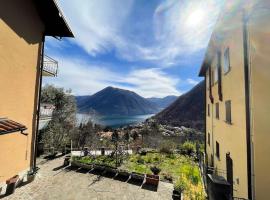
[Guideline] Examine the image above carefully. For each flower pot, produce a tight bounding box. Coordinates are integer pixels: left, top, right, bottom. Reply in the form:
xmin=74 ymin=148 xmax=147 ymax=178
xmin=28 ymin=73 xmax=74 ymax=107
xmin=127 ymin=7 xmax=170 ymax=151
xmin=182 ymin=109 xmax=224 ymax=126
xmin=63 ymin=156 xmax=71 ymax=166
xmin=71 ymin=160 xmax=92 ymax=170
xmin=5 ymin=175 xmax=19 ymax=195
xmin=104 ymin=166 xmax=117 ymax=173
xmin=145 ymin=174 xmax=159 ymax=186
xmin=172 ymin=190 xmax=182 ymax=200
xmin=117 ymin=169 xmax=130 ymax=177
xmin=131 ymin=172 xmax=145 ymax=181
xmin=93 ymin=164 xmax=105 ymax=172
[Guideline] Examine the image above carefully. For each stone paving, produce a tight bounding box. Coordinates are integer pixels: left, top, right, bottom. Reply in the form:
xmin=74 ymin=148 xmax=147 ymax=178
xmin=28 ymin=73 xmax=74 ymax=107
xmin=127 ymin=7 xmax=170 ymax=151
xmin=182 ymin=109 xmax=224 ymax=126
xmin=2 ymin=157 xmax=173 ymax=200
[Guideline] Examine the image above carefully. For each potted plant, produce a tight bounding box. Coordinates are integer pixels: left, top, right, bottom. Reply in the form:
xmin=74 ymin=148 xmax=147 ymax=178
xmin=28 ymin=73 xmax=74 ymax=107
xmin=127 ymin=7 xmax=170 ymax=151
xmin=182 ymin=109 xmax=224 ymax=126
xmin=63 ymin=155 xmax=71 ymax=166
xmin=117 ymin=169 xmax=130 ymax=178
xmin=103 ymin=165 xmax=117 ymax=177
xmin=5 ymin=175 xmax=19 ymax=195
xmin=150 ymin=166 xmax=161 ymax=175
xmin=131 ymin=172 xmax=145 ymax=181
xmin=173 ymin=178 xmax=186 ymax=200
xmin=145 ymin=166 xmax=160 ymax=186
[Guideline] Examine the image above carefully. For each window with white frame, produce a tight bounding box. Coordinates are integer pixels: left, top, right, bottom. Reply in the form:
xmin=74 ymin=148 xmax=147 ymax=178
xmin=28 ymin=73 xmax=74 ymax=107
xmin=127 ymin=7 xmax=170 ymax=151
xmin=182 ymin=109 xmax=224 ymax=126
xmin=224 ymin=48 xmax=230 ymax=74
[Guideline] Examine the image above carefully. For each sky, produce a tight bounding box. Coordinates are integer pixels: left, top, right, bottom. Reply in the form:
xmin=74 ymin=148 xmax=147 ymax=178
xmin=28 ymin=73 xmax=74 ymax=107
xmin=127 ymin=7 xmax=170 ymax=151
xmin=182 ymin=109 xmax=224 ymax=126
xmin=44 ymin=0 xmax=223 ymax=98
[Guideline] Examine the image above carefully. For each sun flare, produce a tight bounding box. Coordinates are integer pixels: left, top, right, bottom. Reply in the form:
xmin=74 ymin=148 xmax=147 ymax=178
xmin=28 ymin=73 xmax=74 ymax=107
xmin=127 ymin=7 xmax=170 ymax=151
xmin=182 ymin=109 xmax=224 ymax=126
xmin=186 ymin=9 xmax=205 ymax=28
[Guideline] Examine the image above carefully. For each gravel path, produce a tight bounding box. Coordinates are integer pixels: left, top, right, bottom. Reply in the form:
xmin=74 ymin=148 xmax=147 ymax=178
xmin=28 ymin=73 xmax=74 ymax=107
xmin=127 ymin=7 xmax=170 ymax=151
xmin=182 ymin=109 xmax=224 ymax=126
xmin=2 ymin=157 xmax=173 ymax=200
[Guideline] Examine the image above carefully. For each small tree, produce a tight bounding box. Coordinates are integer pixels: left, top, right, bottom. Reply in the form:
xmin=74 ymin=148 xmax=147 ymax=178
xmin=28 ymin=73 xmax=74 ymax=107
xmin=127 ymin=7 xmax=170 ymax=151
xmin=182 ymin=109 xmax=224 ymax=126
xmin=123 ymin=129 xmax=130 ymax=150
xmin=41 ymin=85 xmax=76 ymax=152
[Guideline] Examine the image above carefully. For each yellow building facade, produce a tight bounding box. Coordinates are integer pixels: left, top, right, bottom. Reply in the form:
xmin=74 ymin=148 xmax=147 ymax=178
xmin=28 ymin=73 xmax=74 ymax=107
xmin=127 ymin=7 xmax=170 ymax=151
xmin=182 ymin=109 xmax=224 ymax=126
xmin=199 ymin=1 xmax=270 ymax=199
xmin=0 ymin=0 xmax=73 ymax=195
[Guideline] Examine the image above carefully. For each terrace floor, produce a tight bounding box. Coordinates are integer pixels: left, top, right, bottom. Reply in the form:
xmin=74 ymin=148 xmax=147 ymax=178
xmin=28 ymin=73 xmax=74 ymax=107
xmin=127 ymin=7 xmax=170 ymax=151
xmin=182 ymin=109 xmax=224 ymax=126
xmin=3 ymin=156 xmax=174 ymax=200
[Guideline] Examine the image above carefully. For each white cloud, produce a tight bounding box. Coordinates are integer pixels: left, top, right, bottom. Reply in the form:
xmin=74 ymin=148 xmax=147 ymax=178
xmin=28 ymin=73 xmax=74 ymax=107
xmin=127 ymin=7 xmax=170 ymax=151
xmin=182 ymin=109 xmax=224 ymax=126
xmin=56 ymin=0 xmax=134 ymax=56
xmin=50 ymin=0 xmax=222 ymax=66
xmin=43 ymin=57 xmax=181 ymax=98
xmin=186 ymin=78 xmax=199 ymax=86
xmin=118 ymin=68 xmax=181 ymax=98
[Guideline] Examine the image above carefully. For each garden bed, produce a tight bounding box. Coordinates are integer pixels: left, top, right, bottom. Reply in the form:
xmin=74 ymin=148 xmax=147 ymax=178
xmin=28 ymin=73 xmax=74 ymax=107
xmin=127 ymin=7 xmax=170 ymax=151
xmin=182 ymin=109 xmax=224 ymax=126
xmin=72 ymin=152 xmax=205 ymax=199
xmin=121 ymin=153 xmax=205 ymax=199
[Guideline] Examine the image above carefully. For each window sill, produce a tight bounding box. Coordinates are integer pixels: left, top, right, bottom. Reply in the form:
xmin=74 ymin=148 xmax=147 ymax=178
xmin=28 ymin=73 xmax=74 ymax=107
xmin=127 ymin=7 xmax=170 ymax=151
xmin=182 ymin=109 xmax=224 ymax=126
xmin=223 ymin=67 xmax=231 ymax=75
xmin=224 ymin=121 xmax=233 ymax=125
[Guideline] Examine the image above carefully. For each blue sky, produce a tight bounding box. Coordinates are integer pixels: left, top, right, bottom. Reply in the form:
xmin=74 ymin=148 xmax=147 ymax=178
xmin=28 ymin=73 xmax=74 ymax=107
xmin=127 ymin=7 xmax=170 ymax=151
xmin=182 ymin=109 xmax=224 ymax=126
xmin=44 ymin=0 xmax=223 ymax=98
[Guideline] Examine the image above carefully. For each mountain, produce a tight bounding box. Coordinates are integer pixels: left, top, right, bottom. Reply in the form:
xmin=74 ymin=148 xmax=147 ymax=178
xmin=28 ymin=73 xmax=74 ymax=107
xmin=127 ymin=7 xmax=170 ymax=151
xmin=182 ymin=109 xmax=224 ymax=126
xmin=76 ymin=87 xmax=159 ymax=116
xmin=154 ymin=81 xmax=205 ymax=131
xmin=147 ymin=96 xmax=178 ymax=109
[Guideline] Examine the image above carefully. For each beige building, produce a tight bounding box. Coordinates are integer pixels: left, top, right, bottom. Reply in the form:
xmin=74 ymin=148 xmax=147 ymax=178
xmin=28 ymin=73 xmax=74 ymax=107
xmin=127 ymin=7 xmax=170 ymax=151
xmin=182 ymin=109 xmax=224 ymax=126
xmin=0 ymin=0 xmax=73 ymax=195
xmin=199 ymin=0 xmax=270 ymax=199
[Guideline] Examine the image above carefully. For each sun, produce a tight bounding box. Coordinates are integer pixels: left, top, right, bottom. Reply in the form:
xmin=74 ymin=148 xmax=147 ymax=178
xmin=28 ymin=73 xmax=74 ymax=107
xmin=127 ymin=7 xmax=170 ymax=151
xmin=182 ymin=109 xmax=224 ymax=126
xmin=186 ymin=8 xmax=205 ymax=28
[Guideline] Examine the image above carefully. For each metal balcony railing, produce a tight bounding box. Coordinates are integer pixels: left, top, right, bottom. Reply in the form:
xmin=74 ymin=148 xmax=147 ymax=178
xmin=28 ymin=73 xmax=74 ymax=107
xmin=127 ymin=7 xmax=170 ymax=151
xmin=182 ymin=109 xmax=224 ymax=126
xmin=43 ymin=55 xmax=58 ymax=77
xmin=40 ymin=103 xmax=55 ymax=119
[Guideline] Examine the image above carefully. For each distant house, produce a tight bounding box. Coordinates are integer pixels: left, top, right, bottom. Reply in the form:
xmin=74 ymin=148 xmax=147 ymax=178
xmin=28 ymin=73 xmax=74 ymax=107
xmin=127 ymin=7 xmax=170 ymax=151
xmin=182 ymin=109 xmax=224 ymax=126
xmin=39 ymin=103 xmax=56 ymax=130
xmin=199 ymin=0 xmax=270 ymax=199
xmin=0 ymin=0 xmax=73 ymax=195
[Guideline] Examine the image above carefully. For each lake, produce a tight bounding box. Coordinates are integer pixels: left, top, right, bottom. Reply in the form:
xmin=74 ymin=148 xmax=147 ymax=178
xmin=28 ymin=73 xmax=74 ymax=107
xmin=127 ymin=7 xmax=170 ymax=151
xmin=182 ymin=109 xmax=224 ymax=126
xmin=76 ymin=113 xmax=154 ymax=128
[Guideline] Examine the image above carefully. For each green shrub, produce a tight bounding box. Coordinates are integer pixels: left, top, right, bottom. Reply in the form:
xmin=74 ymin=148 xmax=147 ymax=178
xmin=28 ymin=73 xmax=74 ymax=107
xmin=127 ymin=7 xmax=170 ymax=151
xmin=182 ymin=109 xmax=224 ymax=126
xmin=166 ymin=153 xmax=176 ymax=159
xmin=159 ymin=141 xmax=175 ymax=154
xmin=181 ymin=164 xmax=200 ymax=185
xmin=180 ymin=141 xmax=196 ymax=155
xmin=145 ymin=156 xmax=152 ymax=163
xmin=174 ymin=177 xmax=187 ymax=192
xmin=188 ymin=166 xmax=200 ymax=185
xmin=150 ymin=166 xmax=161 ymax=175
xmin=137 ymin=157 xmax=145 ymax=164
xmin=153 ymin=155 xmax=160 ymax=162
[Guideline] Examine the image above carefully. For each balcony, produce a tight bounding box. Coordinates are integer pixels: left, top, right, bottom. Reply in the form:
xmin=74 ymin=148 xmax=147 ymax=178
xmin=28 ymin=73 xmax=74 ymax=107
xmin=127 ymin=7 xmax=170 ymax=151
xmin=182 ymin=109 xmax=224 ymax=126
xmin=42 ymin=55 xmax=58 ymax=77
xmin=39 ymin=103 xmax=55 ymax=130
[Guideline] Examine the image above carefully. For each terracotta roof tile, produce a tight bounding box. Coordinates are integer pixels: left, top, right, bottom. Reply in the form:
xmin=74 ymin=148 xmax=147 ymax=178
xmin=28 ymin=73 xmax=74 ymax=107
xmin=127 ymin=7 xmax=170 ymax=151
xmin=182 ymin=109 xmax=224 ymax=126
xmin=0 ymin=118 xmax=27 ymax=135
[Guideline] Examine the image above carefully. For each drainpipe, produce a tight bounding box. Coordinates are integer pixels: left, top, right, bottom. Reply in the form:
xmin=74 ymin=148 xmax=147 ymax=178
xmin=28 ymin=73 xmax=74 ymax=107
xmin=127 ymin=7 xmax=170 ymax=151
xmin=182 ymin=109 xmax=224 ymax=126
xmin=32 ymin=33 xmax=45 ymax=172
xmin=204 ymin=79 xmax=207 ymax=164
xmin=211 ymin=100 xmax=214 ymax=168
xmin=243 ymin=11 xmax=253 ymax=200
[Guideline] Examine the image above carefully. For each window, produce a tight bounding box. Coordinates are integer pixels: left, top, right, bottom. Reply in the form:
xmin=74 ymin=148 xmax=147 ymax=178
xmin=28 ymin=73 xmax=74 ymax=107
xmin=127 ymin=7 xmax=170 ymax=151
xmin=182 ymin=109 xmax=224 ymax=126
xmin=211 ymin=69 xmax=215 ymax=86
xmin=210 ymin=154 xmax=214 ymax=167
xmin=215 ymin=103 xmax=219 ymax=119
xmin=207 ymin=104 xmax=210 ymax=117
xmin=208 ymin=133 xmax=210 ymax=146
xmin=214 ymin=65 xmax=218 ymax=83
xmin=206 ymin=72 xmax=209 ymax=90
xmin=225 ymin=100 xmax=232 ymax=124
xmin=224 ymin=48 xmax=230 ymax=74
xmin=216 ymin=141 xmax=220 ymax=159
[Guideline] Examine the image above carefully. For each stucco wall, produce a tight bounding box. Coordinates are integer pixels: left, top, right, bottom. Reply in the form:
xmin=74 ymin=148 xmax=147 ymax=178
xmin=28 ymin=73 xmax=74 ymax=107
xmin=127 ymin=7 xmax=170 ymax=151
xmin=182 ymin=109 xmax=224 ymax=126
xmin=0 ymin=0 xmax=44 ymax=182
xmin=249 ymin=4 xmax=270 ymax=199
